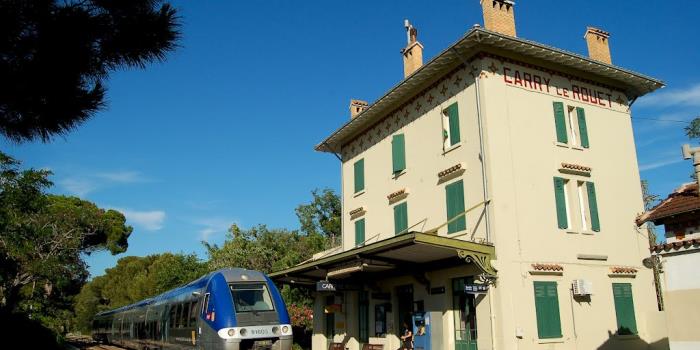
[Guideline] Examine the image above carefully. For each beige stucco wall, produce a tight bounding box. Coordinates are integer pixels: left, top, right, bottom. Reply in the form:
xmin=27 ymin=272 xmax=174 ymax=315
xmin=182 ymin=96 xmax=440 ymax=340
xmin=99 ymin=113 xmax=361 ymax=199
xmin=661 ymin=250 xmax=700 ymax=350
xmin=317 ymin=55 xmax=667 ymax=350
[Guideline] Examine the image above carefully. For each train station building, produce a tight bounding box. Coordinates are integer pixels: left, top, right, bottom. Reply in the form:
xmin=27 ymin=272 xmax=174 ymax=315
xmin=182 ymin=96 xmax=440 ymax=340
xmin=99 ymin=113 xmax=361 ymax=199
xmin=271 ymin=1 xmax=668 ymax=349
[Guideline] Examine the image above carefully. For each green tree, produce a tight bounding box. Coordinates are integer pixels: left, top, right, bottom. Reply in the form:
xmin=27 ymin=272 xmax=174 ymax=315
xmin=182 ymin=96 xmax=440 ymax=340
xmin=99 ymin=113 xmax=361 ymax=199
xmin=0 ymin=0 xmax=180 ymax=142
xmin=685 ymin=117 xmax=700 ymax=141
xmin=0 ymin=152 xmax=132 ymax=313
xmin=73 ymin=253 xmax=208 ymax=332
xmin=295 ymin=188 xmax=341 ymax=247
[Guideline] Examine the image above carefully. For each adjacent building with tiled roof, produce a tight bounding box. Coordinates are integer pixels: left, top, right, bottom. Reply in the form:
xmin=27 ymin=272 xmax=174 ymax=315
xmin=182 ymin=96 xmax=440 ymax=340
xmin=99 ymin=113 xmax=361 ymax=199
xmin=638 ymin=181 xmax=700 ymax=350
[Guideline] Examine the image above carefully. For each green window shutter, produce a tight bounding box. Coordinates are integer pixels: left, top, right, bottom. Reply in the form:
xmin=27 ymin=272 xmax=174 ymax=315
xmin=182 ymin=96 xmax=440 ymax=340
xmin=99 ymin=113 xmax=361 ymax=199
xmin=553 ymin=102 xmax=568 ymax=143
xmin=553 ymin=177 xmax=568 ymax=229
xmin=534 ymin=282 xmax=562 ymax=339
xmin=394 ymin=202 xmax=408 ymax=235
xmin=355 ymin=219 xmax=365 ymax=246
xmin=446 ymin=180 xmax=466 ymax=233
xmin=577 ymin=107 xmax=590 ymax=148
xmin=392 ymin=134 xmax=406 ymax=174
xmin=354 ymin=159 xmax=365 ymax=193
xmin=586 ymin=182 xmax=600 ymax=232
xmin=612 ymin=283 xmax=638 ymax=335
xmin=447 ymin=103 xmax=461 ymax=146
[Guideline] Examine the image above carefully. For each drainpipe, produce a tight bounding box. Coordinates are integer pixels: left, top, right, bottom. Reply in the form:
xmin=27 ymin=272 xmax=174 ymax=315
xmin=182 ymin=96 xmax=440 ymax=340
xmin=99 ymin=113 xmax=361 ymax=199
xmin=450 ymin=45 xmax=495 ymax=350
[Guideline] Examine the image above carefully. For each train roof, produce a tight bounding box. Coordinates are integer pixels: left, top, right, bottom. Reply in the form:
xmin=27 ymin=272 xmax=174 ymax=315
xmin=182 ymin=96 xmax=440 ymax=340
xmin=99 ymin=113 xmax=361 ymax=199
xmin=94 ymin=268 xmax=268 ymax=317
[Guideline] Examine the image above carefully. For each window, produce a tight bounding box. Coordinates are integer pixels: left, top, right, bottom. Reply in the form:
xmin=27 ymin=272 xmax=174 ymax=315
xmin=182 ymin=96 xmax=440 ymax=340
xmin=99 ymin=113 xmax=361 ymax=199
xmin=358 ymin=291 xmax=369 ymax=343
xmin=394 ymin=202 xmax=408 ymax=235
xmin=355 ymin=218 xmax=365 ymax=246
xmin=533 ymin=281 xmax=562 ymax=339
xmin=230 ymin=283 xmax=275 ymax=312
xmin=553 ymin=102 xmax=590 ymax=148
xmin=612 ymin=283 xmax=638 ymax=335
xmin=354 ymin=159 xmax=365 ymax=193
xmin=442 ymin=102 xmax=461 ymax=149
xmin=446 ymin=180 xmax=466 ymax=233
xmin=553 ymin=177 xmax=600 ymax=232
xmin=392 ymin=134 xmax=406 ymax=174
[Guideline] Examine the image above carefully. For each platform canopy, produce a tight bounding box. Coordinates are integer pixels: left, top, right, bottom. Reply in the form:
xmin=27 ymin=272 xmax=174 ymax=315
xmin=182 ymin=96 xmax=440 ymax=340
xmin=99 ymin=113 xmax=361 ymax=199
xmin=269 ymin=232 xmax=495 ymax=288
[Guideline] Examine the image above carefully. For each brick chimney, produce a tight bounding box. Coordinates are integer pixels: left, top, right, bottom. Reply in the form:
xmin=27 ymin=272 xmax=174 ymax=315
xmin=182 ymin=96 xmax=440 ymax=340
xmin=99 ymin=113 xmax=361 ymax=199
xmin=481 ymin=0 xmax=516 ymax=37
xmin=350 ymin=99 xmax=368 ymax=119
xmin=584 ymin=27 xmax=612 ymax=64
xmin=401 ymin=19 xmax=424 ymax=78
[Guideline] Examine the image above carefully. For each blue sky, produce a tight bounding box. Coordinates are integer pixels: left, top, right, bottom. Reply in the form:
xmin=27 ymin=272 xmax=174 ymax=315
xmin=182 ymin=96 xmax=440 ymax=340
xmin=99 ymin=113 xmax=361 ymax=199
xmin=2 ymin=1 xmax=699 ymax=277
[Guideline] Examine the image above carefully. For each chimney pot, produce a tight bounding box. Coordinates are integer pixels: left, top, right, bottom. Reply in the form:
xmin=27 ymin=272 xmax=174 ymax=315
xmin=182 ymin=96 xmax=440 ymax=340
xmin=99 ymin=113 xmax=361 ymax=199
xmin=584 ymin=27 xmax=612 ymax=64
xmin=350 ymin=99 xmax=369 ymax=119
xmin=480 ymin=0 xmax=516 ymax=37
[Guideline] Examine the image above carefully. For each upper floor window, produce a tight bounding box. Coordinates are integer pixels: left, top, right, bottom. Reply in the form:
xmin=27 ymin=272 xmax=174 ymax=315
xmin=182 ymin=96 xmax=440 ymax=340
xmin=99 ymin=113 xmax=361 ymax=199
xmin=442 ymin=102 xmax=461 ymax=150
xmin=553 ymin=177 xmax=600 ymax=232
xmin=392 ymin=134 xmax=406 ymax=175
xmin=355 ymin=218 xmax=365 ymax=247
xmin=553 ymin=102 xmax=589 ymax=148
xmin=445 ymin=180 xmax=466 ymax=234
xmin=393 ymin=201 xmax=408 ymax=235
xmin=354 ymin=159 xmax=365 ymax=193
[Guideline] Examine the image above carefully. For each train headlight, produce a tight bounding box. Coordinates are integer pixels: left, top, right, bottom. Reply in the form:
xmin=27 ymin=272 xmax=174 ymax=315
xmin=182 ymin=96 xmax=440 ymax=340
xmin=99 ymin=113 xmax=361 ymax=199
xmin=282 ymin=326 xmax=289 ymax=334
xmin=239 ymin=328 xmax=247 ymax=336
xmin=272 ymin=326 xmax=280 ymax=334
xmin=228 ymin=329 xmax=236 ymax=337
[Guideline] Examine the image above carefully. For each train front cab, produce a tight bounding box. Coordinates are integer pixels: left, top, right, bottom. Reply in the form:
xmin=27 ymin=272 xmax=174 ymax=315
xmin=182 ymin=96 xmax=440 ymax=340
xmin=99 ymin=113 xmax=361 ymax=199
xmin=199 ymin=270 xmax=293 ymax=350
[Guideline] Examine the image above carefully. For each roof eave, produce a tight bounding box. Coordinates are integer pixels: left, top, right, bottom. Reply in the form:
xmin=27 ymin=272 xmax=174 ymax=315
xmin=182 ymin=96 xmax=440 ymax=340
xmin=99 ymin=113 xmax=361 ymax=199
xmin=315 ymin=28 xmax=664 ymax=154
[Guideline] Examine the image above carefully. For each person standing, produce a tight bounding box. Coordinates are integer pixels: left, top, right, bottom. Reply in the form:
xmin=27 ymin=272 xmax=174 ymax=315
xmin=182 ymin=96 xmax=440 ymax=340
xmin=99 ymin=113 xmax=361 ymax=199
xmin=399 ymin=321 xmax=413 ymax=350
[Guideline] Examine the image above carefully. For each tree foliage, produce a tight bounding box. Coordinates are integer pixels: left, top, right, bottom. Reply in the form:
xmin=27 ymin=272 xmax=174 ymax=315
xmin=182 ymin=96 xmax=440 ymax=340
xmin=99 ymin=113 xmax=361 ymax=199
xmin=0 ymin=152 xmax=133 ymax=314
xmin=73 ymin=253 xmax=208 ymax=332
xmin=295 ymin=188 xmax=341 ymax=247
xmin=0 ymin=0 xmax=180 ymax=142
xmin=685 ymin=117 xmax=700 ymax=141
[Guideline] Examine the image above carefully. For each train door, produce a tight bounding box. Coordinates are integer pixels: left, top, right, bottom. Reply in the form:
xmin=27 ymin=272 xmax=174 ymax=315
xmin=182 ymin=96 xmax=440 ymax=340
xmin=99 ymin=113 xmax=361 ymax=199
xmin=397 ymin=285 xmax=414 ymax=335
xmin=453 ymin=278 xmax=477 ymax=350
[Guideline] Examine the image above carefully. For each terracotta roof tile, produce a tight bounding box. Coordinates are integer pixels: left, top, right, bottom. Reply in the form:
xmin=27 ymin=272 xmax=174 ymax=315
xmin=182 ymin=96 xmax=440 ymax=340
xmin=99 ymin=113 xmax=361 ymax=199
xmin=438 ymin=163 xmax=463 ymax=178
xmin=387 ymin=188 xmax=407 ymax=201
xmin=650 ymin=238 xmax=700 ymax=253
xmin=560 ymin=162 xmax=592 ymax=173
xmin=637 ymin=182 xmax=700 ymax=225
xmin=610 ymin=266 xmax=637 ymax=274
xmin=531 ymin=263 xmax=564 ymax=272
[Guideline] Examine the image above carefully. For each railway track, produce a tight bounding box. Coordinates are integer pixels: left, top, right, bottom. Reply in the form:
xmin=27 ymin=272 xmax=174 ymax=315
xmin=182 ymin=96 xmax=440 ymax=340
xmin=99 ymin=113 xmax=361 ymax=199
xmin=65 ymin=334 xmax=126 ymax=350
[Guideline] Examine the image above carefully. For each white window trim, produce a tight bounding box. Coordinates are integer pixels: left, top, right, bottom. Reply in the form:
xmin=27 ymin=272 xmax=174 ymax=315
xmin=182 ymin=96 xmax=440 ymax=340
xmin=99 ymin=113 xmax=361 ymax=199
xmin=577 ymin=182 xmax=588 ymax=231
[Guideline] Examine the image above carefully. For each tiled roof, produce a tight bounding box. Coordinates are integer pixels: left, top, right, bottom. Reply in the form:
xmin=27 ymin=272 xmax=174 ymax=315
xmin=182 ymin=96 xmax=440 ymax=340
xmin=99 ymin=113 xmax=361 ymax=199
xmin=610 ymin=266 xmax=637 ymax=274
xmin=650 ymin=238 xmax=700 ymax=253
xmin=531 ymin=263 xmax=564 ymax=272
xmin=637 ymin=182 xmax=700 ymax=225
xmin=438 ymin=163 xmax=463 ymax=178
xmin=560 ymin=162 xmax=592 ymax=173
xmin=387 ymin=188 xmax=407 ymax=201
xmin=349 ymin=207 xmax=365 ymax=216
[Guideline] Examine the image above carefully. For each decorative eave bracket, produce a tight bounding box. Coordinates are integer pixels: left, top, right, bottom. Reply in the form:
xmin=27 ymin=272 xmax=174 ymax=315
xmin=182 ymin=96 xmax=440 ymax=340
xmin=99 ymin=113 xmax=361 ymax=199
xmin=458 ymin=249 xmax=497 ymax=278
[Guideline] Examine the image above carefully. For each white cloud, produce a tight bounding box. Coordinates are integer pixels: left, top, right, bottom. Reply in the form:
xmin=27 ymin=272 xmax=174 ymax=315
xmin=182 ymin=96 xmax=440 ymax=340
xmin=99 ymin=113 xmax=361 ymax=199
xmin=637 ymin=83 xmax=700 ymax=108
xmin=116 ymin=208 xmax=166 ymax=231
xmin=60 ymin=178 xmax=97 ymax=197
xmin=639 ymin=159 xmax=685 ymax=171
xmin=194 ymin=217 xmax=235 ymax=241
xmin=96 ymin=171 xmax=149 ymax=183
xmin=59 ymin=170 xmax=151 ymax=196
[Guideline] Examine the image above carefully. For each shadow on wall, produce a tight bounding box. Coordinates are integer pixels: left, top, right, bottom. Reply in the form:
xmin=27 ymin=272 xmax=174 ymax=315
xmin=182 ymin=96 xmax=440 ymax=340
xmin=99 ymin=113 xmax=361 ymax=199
xmin=596 ymin=331 xmax=668 ymax=350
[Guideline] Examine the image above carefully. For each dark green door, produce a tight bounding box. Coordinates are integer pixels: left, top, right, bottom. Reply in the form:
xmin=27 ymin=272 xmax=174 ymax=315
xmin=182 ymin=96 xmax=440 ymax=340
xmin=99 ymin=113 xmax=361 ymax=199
xmin=453 ymin=278 xmax=477 ymax=350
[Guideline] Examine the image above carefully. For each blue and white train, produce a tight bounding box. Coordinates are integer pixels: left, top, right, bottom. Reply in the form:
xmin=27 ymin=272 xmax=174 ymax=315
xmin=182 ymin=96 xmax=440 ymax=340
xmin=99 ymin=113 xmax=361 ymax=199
xmin=92 ymin=268 xmax=292 ymax=350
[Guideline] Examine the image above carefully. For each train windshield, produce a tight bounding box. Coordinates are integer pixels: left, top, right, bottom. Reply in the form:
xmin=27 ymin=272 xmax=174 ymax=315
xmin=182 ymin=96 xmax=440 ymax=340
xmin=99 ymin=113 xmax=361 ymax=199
xmin=229 ymin=283 xmax=275 ymax=312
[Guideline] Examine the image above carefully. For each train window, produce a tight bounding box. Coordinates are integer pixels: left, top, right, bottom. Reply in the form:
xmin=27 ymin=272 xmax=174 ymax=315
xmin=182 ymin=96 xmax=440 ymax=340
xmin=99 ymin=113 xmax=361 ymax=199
xmin=179 ymin=303 xmax=188 ymax=328
xmin=189 ymin=301 xmax=198 ymax=327
xmin=175 ymin=303 xmax=182 ymax=328
xmin=169 ymin=306 xmax=176 ymax=329
xmin=229 ymin=283 xmax=275 ymax=312
xmin=201 ymin=293 xmax=210 ymax=315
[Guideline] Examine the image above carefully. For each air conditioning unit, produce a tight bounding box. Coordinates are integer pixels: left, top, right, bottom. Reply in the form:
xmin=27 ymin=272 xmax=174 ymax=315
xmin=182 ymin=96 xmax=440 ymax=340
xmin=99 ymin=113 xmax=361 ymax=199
xmin=572 ymin=279 xmax=593 ymax=296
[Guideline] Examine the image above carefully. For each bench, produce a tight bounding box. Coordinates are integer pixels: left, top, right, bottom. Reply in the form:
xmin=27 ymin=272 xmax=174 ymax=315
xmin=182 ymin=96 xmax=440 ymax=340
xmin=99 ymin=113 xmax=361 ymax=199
xmin=362 ymin=344 xmax=384 ymax=350
xmin=329 ymin=343 xmax=344 ymax=350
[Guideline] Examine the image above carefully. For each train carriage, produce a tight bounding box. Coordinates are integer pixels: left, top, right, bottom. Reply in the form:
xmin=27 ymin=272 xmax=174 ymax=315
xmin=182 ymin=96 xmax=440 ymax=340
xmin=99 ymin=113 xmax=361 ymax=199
xmin=92 ymin=268 xmax=292 ymax=350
